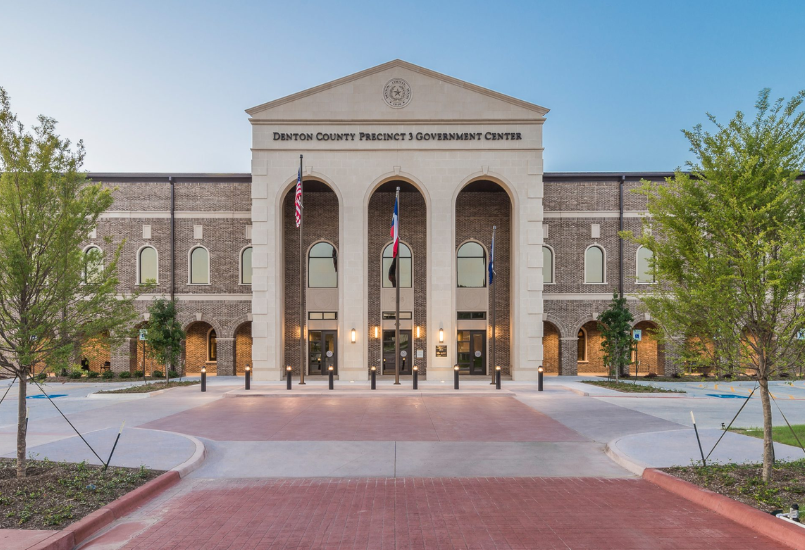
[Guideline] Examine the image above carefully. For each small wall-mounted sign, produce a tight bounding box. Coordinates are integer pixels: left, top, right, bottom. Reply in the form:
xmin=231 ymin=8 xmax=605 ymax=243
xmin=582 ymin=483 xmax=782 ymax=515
xmin=326 ymin=350 xmax=333 ymax=358
xmin=436 ymin=345 xmax=447 ymax=357
xmin=400 ymin=351 xmax=407 ymax=358
xmin=416 ymin=349 xmax=424 ymax=358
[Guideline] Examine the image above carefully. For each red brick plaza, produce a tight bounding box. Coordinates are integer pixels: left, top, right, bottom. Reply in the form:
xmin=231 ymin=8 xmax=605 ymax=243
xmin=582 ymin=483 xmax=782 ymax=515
xmin=75 ymin=394 xmax=787 ymax=550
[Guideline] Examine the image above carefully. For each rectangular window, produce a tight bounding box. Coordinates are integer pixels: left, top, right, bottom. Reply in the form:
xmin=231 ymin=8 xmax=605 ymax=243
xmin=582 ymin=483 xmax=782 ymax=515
xmin=457 ymin=312 xmax=486 ymax=320
xmin=382 ymin=311 xmax=412 ymax=320
xmin=308 ymin=312 xmax=337 ymax=320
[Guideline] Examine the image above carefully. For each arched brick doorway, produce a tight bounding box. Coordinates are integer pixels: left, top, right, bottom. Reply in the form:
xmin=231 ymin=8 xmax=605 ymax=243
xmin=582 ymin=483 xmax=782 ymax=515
xmin=234 ymin=322 xmax=252 ymax=376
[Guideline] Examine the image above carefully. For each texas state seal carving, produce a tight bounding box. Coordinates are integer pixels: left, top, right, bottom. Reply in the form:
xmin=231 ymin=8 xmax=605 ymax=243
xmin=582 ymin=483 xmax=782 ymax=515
xmin=383 ymin=78 xmax=412 ymax=109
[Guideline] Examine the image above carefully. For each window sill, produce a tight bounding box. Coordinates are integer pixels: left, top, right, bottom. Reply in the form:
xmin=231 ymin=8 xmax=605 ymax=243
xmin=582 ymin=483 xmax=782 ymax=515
xmin=583 ymin=282 xmax=608 ymax=285
xmin=238 ymin=283 xmax=252 ymax=286
xmin=187 ymin=283 xmax=212 ymax=286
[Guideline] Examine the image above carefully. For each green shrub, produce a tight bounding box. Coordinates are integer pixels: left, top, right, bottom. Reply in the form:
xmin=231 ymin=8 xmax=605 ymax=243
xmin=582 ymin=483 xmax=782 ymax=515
xmin=34 ymin=372 xmax=47 ymax=381
xmin=119 ymin=371 xmax=132 ymax=379
xmin=133 ymin=370 xmax=144 ymax=378
xmin=87 ymin=371 xmax=100 ymax=378
xmin=102 ymin=370 xmax=115 ymax=379
xmin=152 ymin=370 xmax=164 ymax=378
xmin=168 ymin=370 xmax=179 ymax=378
xmin=69 ymin=371 xmax=83 ymax=379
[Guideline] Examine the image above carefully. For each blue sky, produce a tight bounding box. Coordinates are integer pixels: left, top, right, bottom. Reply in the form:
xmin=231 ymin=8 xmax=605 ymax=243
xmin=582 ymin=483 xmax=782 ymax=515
xmin=3 ymin=0 xmax=803 ymax=172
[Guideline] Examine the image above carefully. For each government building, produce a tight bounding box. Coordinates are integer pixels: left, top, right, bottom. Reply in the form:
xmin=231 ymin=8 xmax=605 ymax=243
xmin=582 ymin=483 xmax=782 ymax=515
xmin=84 ymin=60 xmax=670 ymax=381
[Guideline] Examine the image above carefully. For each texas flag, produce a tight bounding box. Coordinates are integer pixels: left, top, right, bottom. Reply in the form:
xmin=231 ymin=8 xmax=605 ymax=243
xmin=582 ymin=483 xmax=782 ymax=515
xmin=388 ymin=195 xmax=399 ymax=287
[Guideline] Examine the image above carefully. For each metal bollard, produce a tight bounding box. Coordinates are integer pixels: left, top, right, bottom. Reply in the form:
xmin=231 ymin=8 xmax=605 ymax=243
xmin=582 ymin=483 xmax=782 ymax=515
xmin=413 ymin=366 xmax=418 ymax=390
xmin=538 ymin=366 xmax=544 ymax=392
xmin=328 ymin=365 xmax=334 ymax=390
xmin=370 ymin=366 xmax=376 ymax=390
xmin=245 ymin=365 xmax=251 ymax=390
xmin=454 ymin=364 xmax=460 ymax=390
xmin=201 ymin=367 xmax=206 ymax=392
xmin=495 ymin=366 xmax=501 ymax=390
xmin=286 ymin=366 xmax=292 ymax=390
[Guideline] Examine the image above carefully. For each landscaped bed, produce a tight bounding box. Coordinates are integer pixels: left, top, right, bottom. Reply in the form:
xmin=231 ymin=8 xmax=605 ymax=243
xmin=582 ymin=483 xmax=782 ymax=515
xmin=96 ymin=380 xmax=199 ymax=394
xmin=581 ymin=380 xmax=686 ymax=393
xmin=730 ymin=424 xmax=805 ymax=448
xmin=664 ymin=460 xmax=805 ymax=513
xmin=0 ymin=458 xmax=161 ymax=530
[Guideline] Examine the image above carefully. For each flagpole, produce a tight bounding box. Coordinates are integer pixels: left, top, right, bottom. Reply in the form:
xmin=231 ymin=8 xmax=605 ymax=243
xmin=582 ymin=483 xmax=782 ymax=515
xmin=298 ymin=154 xmax=306 ymax=385
xmin=394 ymin=187 xmax=401 ymax=385
xmin=491 ymin=225 xmax=497 ymax=384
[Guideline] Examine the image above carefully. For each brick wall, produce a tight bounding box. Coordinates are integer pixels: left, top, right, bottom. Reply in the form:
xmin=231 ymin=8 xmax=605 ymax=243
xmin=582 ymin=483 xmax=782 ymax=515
xmin=235 ymin=322 xmax=252 ymax=375
xmin=542 ymin=322 xmax=560 ymax=374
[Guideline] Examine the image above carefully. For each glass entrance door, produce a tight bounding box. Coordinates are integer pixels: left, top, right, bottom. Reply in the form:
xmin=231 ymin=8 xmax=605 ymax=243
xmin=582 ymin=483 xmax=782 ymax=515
xmin=382 ymin=330 xmax=412 ymax=375
xmin=309 ymin=330 xmax=337 ymax=375
xmin=457 ymin=330 xmax=486 ymax=375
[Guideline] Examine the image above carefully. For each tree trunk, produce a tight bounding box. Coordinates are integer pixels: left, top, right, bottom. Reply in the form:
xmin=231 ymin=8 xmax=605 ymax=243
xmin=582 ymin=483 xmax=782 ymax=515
xmin=759 ymin=376 xmax=775 ymax=483
xmin=16 ymin=372 xmax=27 ymax=478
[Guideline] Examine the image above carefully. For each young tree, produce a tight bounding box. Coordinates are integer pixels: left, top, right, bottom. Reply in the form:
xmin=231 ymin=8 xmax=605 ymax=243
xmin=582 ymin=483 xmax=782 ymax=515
xmin=629 ymin=89 xmax=805 ymax=482
xmin=0 ymin=87 xmax=138 ymax=477
xmin=145 ymin=298 xmax=185 ymax=384
xmin=597 ymin=292 xmax=634 ymax=381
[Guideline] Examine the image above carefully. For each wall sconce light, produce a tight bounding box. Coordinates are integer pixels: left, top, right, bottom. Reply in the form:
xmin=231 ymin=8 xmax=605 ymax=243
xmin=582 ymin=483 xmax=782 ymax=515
xmin=416 ymin=326 xmax=420 ymax=339
xmin=374 ymin=326 xmax=379 ymax=338
xmin=439 ymin=328 xmax=444 ymax=343
xmin=351 ymin=328 xmax=356 ymax=343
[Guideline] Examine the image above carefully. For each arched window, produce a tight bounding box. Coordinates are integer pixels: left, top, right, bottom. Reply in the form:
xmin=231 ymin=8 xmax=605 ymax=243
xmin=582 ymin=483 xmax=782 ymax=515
xmin=208 ymin=329 xmax=217 ymax=361
xmin=138 ymin=246 xmax=158 ymax=284
xmin=585 ymin=245 xmax=605 ymax=283
xmin=382 ymin=242 xmax=412 ymax=288
xmin=84 ymin=246 xmax=103 ymax=284
xmin=308 ymin=242 xmax=337 ymax=288
xmin=543 ymin=246 xmax=554 ymax=284
xmin=636 ymin=246 xmax=655 ymax=283
xmin=241 ymin=247 xmax=253 ymax=285
xmin=190 ymin=246 xmax=210 ymax=284
xmin=457 ymin=242 xmax=486 ymax=288
xmin=577 ymin=328 xmax=587 ymax=362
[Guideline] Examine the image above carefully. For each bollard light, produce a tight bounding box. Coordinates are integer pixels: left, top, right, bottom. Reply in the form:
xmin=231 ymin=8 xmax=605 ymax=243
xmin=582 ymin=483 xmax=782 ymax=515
xmin=791 ymin=503 xmax=800 ymax=522
xmin=201 ymin=366 xmax=206 ymax=392
xmin=454 ymin=364 xmax=460 ymax=390
xmin=245 ymin=364 xmax=251 ymax=390
xmin=537 ymin=366 xmax=544 ymax=392
xmin=286 ymin=365 xmax=292 ymax=390
xmin=495 ymin=365 xmax=501 ymax=390
xmin=370 ymin=366 xmax=377 ymax=390
xmin=413 ymin=365 xmax=419 ymax=390
xmin=328 ymin=365 xmax=334 ymax=390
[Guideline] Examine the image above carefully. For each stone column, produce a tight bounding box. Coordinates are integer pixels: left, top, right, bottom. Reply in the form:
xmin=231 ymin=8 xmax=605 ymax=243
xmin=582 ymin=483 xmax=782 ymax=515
xmin=560 ymin=337 xmax=578 ymax=376
xmin=111 ymin=338 xmax=132 ymax=374
xmin=215 ymin=338 xmax=235 ymax=376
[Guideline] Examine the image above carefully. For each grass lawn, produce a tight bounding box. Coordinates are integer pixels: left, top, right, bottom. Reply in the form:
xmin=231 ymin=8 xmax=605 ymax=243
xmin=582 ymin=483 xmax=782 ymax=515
xmin=664 ymin=460 xmax=805 ymax=513
xmin=731 ymin=424 xmax=805 ymax=448
xmin=96 ymin=380 xmax=199 ymax=394
xmin=580 ymin=380 xmax=686 ymax=393
xmin=0 ymin=459 xmax=161 ymax=529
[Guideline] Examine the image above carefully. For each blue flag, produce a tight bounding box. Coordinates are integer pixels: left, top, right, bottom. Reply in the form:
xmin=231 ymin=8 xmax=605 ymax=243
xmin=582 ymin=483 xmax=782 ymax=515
xmin=488 ymin=227 xmax=496 ymax=285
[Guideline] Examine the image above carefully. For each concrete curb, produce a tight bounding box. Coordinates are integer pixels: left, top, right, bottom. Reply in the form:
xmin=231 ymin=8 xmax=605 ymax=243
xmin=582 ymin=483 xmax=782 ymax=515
xmin=559 ymin=385 xmax=589 ymax=397
xmin=604 ymin=439 xmax=646 ymax=476
xmin=643 ymin=468 xmax=805 ymax=550
xmin=164 ymin=431 xmax=206 ymax=478
xmin=26 ymin=471 xmax=180 ymax=550
xmin=88 ymin=388 xmax=169 ymax=399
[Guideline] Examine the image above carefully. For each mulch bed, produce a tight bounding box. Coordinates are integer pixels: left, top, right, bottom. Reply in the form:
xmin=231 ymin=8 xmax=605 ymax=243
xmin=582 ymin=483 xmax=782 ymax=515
xmin=96 ymin=381 xmax=199 ymax=394
xmin=581 ymin=380 xmax=685 ymax=393
xmin=0 ymin=458 xmax=161 ymax=530
xmin=664 ymin=460 xmax=805 ymax=513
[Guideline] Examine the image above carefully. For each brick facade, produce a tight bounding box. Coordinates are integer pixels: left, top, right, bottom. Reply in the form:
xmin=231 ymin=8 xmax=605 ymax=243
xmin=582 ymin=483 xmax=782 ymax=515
xmin=83 ymin=172 xmax=676 ymax=378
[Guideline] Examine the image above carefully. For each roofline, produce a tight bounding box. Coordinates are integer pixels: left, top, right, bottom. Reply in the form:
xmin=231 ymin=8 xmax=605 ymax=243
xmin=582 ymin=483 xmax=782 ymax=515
xmin=245 ymin=59 xmax=550 ymax=117
xmin=87 ymin=173 xmax=252 ymax=183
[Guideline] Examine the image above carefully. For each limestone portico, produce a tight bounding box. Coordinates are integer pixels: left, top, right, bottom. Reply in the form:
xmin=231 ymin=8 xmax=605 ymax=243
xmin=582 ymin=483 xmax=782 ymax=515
xmin=247 ymin=60 xmax=548 ymax=381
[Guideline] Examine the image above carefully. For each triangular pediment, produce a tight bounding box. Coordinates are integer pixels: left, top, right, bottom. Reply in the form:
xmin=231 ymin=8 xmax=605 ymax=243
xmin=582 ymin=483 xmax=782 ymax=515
xmin=246 ymin=60 xmax=549 ymax=122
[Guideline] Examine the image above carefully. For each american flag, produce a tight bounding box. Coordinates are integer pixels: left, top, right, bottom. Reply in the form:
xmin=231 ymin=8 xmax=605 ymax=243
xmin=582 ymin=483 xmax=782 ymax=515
xmin=294 ymin=167 xmax=302 ymax=228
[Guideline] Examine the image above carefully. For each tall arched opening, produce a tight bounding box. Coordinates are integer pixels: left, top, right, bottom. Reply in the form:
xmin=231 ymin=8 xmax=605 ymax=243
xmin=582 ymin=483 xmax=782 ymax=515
xmin=367 ymin=180 xmax=427 ymax=377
